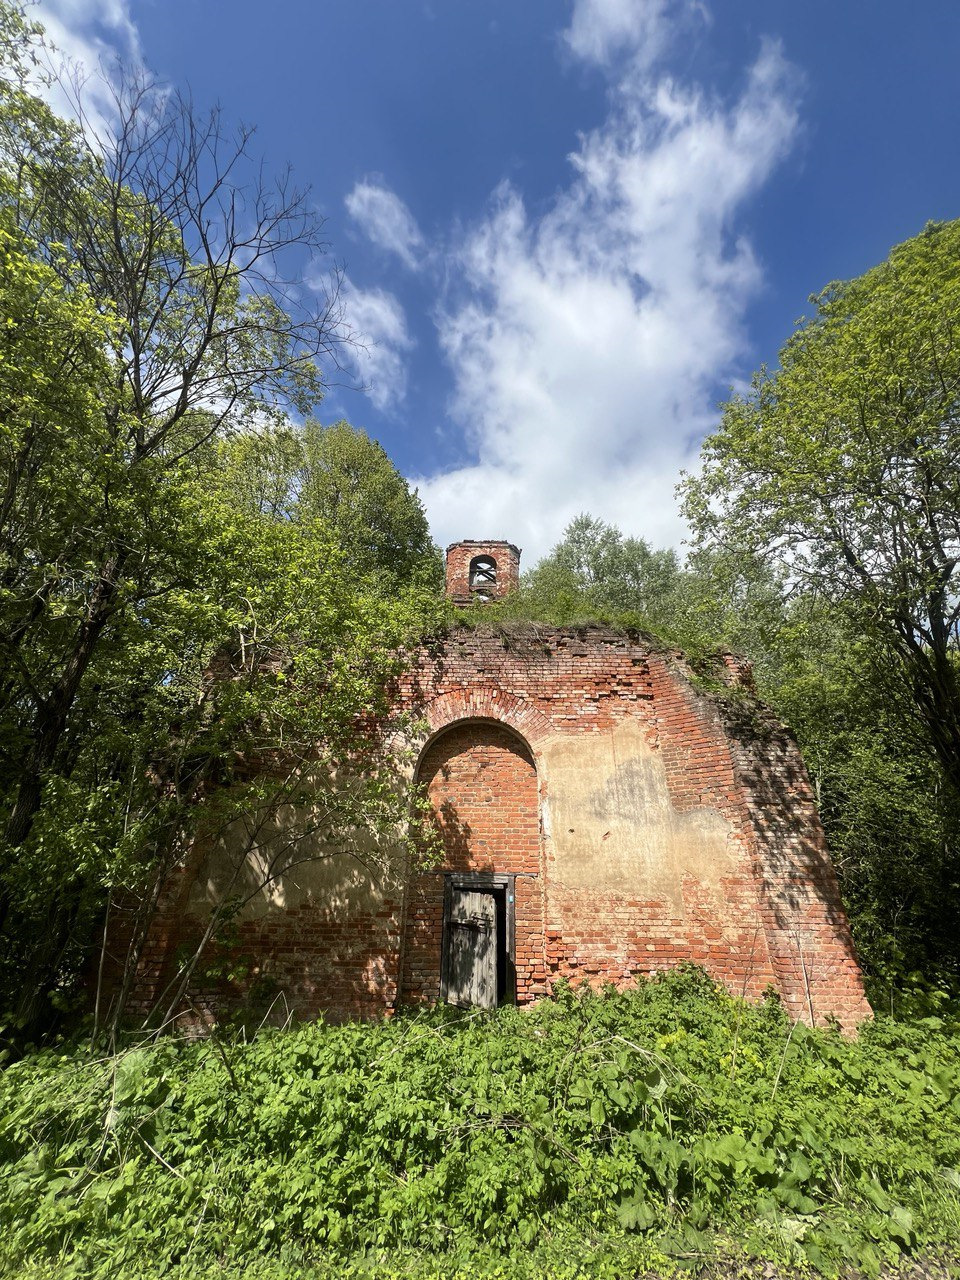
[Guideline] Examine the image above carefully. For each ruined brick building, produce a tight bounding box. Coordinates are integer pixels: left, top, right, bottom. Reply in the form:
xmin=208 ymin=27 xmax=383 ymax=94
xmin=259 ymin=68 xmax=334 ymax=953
xmin=128 ymin=539 xmax=871 ymax=1028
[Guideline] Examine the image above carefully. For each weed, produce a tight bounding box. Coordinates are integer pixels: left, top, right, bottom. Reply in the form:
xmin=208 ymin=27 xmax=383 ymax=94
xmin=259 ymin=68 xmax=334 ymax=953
xmin=0 ymin=970 xmax=957 ymax=1278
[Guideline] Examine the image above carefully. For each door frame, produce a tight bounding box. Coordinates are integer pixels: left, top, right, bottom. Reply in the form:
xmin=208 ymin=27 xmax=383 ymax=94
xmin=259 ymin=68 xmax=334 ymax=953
xmin=440 ymin=872 xmax=517 ymax=1007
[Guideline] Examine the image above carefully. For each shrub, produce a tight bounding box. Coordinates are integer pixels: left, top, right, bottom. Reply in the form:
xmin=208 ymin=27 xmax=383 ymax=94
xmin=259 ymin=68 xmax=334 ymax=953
xmin=0 ymin=970 xmax=958 ymax=1278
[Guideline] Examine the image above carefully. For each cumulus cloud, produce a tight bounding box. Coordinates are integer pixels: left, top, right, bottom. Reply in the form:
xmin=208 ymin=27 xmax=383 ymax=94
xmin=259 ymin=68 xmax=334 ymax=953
xmin=345 ymin=178 xmax=424 ymax=270
xmin=564 ymin=0 xmax=703 ymax=71
xmin=418 ymin=2 xmax=799 ymax=562
xmin=36 ymin=0 xmax=140 ymax=62
xmin=34 ymin=0 xmax=142 ymax=128
xmin=343 ymin=283 xmax=415 ymax=413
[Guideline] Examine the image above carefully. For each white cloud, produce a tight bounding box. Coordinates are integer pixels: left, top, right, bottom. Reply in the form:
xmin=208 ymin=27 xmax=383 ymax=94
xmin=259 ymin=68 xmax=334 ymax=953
xmin=37 ymin=0 xmax=140 ymax=60
xmin=34 ymin=0 xmax=141 ymax=128
xmin=345 ymin=178 xmax=424 ymax=270
xmin=418 ymin=4 xmax=799 ymax=564
xmin=344 ymin=283 xmax=415 ymax=413
xmin=564 ymin=0 xmax=703 ymax=71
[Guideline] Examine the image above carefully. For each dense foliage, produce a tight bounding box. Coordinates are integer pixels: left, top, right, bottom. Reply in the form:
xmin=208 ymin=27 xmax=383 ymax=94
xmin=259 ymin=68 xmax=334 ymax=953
xmin=0 ymin=2 xmax=440 ymax=1044
xmin=682 ymin=220 xmax=960 ymax=798
xmin=1 ymin=973 xmax=958 ymax=1279
xmin=758 ymin=599 xmax=960 ymax=1007
xmin=1 ymin=6 xmax=959 ymax=1273
xmin=681 ymin=220 xmax=960 ymax=999
xmin=479 ymin=511 xmax=960 ymax=996
xmin=218 ymin=419 xmax=440 ymax=588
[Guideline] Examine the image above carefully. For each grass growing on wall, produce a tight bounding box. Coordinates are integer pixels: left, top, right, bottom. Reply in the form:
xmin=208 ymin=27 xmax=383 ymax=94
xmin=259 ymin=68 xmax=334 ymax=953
xmin=1 ymin=969 xmax=959 ymax=1279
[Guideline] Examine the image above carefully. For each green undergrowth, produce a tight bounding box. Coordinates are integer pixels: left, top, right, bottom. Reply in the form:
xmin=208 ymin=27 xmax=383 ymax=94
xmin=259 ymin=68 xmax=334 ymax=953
xmin=1 ymin=970 xmax=959 ymax=1279
xmin=442 ymin=599 xmax=674 ymax=652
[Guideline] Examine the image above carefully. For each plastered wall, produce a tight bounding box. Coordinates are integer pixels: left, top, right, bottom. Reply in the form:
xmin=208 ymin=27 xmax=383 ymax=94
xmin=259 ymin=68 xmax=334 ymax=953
xmin=120 ymin=624 xmax=871 ymax=1029
xmin=120 ymin=778 xmax=408 ymax=1026
xmin=398 ymin=626 xmax=870 ymax=1027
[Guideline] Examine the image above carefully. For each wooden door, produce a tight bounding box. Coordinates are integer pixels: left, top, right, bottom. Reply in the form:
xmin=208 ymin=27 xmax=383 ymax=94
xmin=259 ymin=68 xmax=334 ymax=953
xmin=442 ymin=888 xmax=498 ymax=1010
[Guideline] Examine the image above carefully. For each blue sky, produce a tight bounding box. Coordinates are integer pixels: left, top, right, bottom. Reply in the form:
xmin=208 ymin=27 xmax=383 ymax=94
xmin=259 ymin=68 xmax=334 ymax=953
xmin=35 ymin=0 xmax=960 ymax=563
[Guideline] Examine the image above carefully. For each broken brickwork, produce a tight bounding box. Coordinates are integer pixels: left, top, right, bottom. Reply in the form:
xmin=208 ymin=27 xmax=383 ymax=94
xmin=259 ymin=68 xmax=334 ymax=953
xmin=444 ymin=540 xmax=521 ymax=605
xmin=119 ymin=624 xmax=870 ymax=1030
xmin=396 ymin=626 xmax=869 ymax=1027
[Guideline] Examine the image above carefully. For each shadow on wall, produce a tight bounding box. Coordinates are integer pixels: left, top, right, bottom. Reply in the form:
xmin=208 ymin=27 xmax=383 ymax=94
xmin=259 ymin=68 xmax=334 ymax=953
xmin=738 ymin=728 xmax=845 ymax=922
xmin=428 ymin=799 xmax=485 ymax=870
xmin=722 ymin=707 xmax=867 ymax=1020
xmin=132 ymin=776 xmax=413 ymax=1028
xmin=187 ymin=787 xmax=408 ymax=922
xmin=416 ymin=718 xmax=539 ymax=875
xmin=400 ymin=637 xmax=450 ymax=720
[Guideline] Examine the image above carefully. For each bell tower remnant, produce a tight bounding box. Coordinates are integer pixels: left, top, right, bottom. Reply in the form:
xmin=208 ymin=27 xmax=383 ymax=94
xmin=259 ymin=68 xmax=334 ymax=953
xmin=445 ymin=539 xmax=521 ymax=605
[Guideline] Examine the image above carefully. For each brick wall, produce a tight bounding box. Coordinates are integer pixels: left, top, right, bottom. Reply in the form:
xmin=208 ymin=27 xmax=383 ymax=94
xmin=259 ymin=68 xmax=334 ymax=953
xmin=117 ymin=814 xmax=407 ymax=1029
xmin=444 ymin=540 xmax=521 ymax=603
xmin=398 ymin=625 xmax=870 ymax=1027
xmin=401 ymin=721 xmax=546 ymax=1004
xmin=723 ymin=711 xmax=871 ymax=1026
xmin=117 ymin=623 xmax=870 ymax=1029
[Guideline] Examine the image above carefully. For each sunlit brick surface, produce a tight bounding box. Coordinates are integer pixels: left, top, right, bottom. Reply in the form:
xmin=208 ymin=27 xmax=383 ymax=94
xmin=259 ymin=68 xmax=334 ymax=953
xmin=119 ymin=625 xmax=871 ymax=1030
xmin=444 ymin=540 xmax=521 ymax=604
xmin=401 ymin=722 xmax=545 ymax=1005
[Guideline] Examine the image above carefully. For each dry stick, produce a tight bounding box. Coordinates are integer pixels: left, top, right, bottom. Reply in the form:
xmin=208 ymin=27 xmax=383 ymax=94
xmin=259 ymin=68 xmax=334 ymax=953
xmin=115 ymin=845 xmax=186 ymax=1033
xmin=610 ymin=1035 xmax=698 ymax=1090
xmin=254 ymin=990 xmax=293 ymax=1037
xmin=730 ymin=918 xmax=764 ymax=1084
xmin=185 ymin=1187 xmax=215 ymax=1261
xmin=109 ymin=720 xmax=223 ymax=1032
xmin=141 ymin=1134 xmax=185 ymax=1179
xmin=97 ymin=762 xmax=142 ymax=1042
xmin=91 ymin=894 xmax=112 ymax=1048
xmin=795 ymin=930 xmax=816 ymax=1026
xmin=770 ymin=1017 xmax=801 ymax=1101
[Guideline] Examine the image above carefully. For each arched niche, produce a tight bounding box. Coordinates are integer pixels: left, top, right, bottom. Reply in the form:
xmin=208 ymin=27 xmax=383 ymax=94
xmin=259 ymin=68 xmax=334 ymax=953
xmin=468 ymin=554 xmax=497 ymax=599
xmin=412 ymin=718 xmax=541 ymax=1009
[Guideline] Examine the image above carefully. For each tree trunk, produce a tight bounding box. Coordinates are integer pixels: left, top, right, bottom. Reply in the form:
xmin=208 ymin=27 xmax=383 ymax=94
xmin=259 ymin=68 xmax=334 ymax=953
xmin=4 ymin=553 xmax=125 ymax=849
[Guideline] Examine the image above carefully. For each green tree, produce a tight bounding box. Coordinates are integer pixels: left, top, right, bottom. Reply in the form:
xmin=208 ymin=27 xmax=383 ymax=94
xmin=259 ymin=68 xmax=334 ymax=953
xmin=300 ymin=419 xmax=438 ymax=585
xmin=518 ymin=514 xmax=684 ymax=625
xmin=511 ymin=516 xmax=786 ymax=683
xmin=220 ymin=419 xmax=440 ymax=588
xmin=0 ymin=50 xmax=350 ymax=852
xmin=682 ymin=221 xmax=960 ymax=795
xmin=752 ymin=594 xmax=960 ymax=993
xmin=0 ymin=6 xmax=435 ymax=1040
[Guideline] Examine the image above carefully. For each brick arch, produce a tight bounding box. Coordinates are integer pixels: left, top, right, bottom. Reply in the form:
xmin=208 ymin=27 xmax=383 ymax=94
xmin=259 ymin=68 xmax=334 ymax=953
xmin=416 ymin=720 xmax=539 ymax=874
xmin=400 ymin=717 xmax=548 ymax=1006
xmin=415 ymin=716 xmax=539 ymax=783
xmin=417 ymin=689 xmax=555 ymax=757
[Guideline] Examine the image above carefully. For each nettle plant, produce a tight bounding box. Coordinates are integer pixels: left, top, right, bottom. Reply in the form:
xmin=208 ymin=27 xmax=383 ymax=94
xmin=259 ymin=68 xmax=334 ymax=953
xmin=0 ymin=970 xmax=959 ymax=1279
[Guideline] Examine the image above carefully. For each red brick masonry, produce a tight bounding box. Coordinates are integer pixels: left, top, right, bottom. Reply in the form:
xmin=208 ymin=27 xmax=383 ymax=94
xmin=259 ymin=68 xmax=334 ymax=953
xmin=125 ymin=625 xmax=871 ymax=1029
xmin=444 ymin=540 xmax=521 ymax=604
